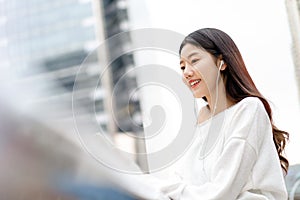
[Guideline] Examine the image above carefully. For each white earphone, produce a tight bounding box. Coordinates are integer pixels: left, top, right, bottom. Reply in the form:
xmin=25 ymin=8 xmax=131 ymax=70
xmin=219 ymin=60 xmax=224 ymax=70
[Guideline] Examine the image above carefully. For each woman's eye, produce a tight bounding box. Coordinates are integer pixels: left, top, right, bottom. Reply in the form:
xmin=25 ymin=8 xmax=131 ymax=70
xmin=191 ymin=59 xmax=199 ymax=64
xmin=180 ymin=66 xmax=185 ymax=71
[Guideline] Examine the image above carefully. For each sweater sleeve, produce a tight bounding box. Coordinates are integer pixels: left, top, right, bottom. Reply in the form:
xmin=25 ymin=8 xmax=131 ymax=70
xmin=161 ymin=98 xmax=271 ymax=200
xmin=162 ymin=138 xmax=256 ymax=200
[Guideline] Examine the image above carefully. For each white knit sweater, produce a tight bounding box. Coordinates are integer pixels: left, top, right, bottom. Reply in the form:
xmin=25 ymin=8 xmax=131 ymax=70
xmin=145 ymin=97 xmax=288 ymax=200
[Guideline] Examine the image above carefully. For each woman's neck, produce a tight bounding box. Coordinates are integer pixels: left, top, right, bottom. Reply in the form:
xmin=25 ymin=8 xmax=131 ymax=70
xmin=205 ymin=84 xmax=235 ymax=117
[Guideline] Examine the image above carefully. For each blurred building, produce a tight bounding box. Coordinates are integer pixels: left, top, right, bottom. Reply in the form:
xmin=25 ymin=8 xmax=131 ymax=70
xmin=0 ymin=0 xmax=143 ymax=145
xmin=285 ymin=2 xmax=300 ymax=197
xmin=101 ymin=0 xmax=143 ymax=134
xmin=286 ymin=164 xmax=300 ymax=199
xmin=286 ymin=0 xmax=300 ymax=100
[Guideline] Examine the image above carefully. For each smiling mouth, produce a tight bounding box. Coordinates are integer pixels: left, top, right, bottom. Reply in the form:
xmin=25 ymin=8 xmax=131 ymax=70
xmin=190 ymin=79 xmax=201 ymax=88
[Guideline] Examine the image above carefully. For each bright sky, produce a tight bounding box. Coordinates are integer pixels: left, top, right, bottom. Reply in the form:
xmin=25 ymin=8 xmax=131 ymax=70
xmin=128 ymin=0 xmax=300 ymax=165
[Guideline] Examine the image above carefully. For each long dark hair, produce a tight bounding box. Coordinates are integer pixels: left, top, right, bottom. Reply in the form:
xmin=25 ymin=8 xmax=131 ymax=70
xmin=179 ymin=28 xmax=289 ymax=174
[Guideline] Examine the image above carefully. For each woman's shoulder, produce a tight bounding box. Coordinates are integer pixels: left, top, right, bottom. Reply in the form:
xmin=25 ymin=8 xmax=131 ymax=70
xmin=233 ymin=96 xmax=266 ymax=114
xmin=228 ymin=97 xmax=273 ymax=155
xmin=197 ymin=97 xmax=267 ymax=127
xmin=226 ymin=96 xmax=271 ymax=139
xmin=238 ymin=96 xmax=263 ymax=106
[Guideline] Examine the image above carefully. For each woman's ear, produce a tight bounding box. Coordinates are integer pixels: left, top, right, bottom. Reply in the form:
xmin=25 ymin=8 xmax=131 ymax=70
xmin=217 ymin=57 xmax=227 ymax=71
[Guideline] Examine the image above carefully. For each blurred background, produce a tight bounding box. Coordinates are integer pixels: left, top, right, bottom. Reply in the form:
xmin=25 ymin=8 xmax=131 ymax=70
xmin=0 ymin=0 xmax=300 ymax=199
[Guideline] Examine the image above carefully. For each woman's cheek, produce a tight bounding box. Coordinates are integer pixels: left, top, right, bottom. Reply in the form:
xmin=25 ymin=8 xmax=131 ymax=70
xmin=182 ymin=76 xmax=189 ymax=87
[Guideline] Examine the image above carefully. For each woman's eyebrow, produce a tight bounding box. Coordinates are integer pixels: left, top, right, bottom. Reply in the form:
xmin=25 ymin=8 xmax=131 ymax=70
xmin=187 ymin=52 xmax=200 ymax=59
xmin=180 ymin=52 xmax=200 ymax=64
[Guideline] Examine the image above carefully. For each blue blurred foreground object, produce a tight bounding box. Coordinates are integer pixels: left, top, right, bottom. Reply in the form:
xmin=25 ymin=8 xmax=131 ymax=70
xmin=58 ymin=181 xmax=136 ymax=200
xmin=0 ymin=98 xmax=137 ymax=200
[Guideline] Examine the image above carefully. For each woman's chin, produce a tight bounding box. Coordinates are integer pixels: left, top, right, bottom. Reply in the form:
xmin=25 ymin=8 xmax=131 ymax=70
xmin=192 ymin=92 xmax=203 ymax=99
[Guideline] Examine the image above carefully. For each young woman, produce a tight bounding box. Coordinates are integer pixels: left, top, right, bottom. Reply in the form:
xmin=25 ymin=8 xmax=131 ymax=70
xmin=150 ymin=28 xmax=289 ymax=200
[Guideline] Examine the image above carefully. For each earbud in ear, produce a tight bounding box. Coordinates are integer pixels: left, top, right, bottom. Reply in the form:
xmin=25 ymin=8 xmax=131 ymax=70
xmin=219 ymin=60 xmax=224 ymax=70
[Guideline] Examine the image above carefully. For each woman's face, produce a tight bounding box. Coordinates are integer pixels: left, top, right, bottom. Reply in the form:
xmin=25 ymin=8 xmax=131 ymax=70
xmin=180 ymin=43 xmax=219 ymax=99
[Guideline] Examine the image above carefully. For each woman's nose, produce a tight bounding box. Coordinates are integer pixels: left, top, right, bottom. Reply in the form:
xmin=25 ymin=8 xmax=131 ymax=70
xmin=183 ymin=65 xmax=194 ymax=78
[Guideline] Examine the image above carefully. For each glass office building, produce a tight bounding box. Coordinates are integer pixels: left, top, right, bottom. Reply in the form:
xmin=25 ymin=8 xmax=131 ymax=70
xmin=285 ymin=1 xmax=300 ymax=198
xmin=0 ymin=0 xmax=142 ymax=136
xmin=286 ymin=0 xmax=300 ymax=101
